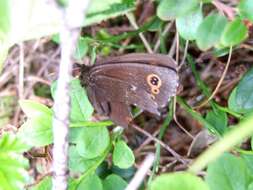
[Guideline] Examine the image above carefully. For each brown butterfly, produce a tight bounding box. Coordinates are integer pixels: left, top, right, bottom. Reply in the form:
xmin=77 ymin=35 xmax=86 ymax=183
xmin=80 ymin=53 xmax=178 ymax=127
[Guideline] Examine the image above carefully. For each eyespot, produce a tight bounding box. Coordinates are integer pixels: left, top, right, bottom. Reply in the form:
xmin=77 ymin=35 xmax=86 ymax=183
xmin=147 ymin=74 xmax=162 ymax=88
xmin=147 ymin=74 xmax=162 ymax=97
xmin=152 ymin=88 xmax=160 ymax=94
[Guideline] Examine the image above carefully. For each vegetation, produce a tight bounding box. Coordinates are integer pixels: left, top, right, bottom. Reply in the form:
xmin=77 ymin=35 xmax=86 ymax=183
xmin=0 ymin=0 xmax=253 ymax=189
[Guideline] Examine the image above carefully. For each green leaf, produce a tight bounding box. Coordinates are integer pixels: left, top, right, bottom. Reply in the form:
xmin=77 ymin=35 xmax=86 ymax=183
xmin=77 ymin=174 xmax=103 ymax=190
xmin=205 ymin=153 xmax=248 ymax=190
xmin=0 ymin=134 xmax=29 ymax=190
xmin=7 ymin=0 xmax=135 ymax=43
xmin=19 ymin=100 xmax=52 ymax=119
xmin=205 ymin=109 xmax=227 ymax=135
xmin=0 ymin=0 xmax=10 ymax=36
xmin=150 ymin=172 xmax=209 ymax=190
xmin=69 ymin=79 xmax=94 ymax=122
xmin=238 ymin=0 xmax=253 ymax=22
xmin=111 ymin=165 xmax=135 ymax=181
xmin=76 ymin=126 xmax=110 ymax=159
xmin=68 ymin=145 xmax=104 ymax=173
xmin=30 ymin=177 xmax=52 ymax=190
xmin=157 ymin=0 xmax=199 ymax=20
xmin=96 ymin=161 xmax=109 ymax=178
xmin=212 ymin=47 xmax=231 ymax=57
xmin=113 ymin=140 xmax=135 ymax=169
xmin=176 ymin=6 xmax=203 ymax=40
xmin=69 ymin=121 xmax=113 ymax=143
xmin=228 ymin=87 xmax=241 ymax=113
xmin=241 ymin=154 xmax=253 ymax=177
xmin=148 ymin=17 xmax=163 ymax=32
xmin=74 ymin=37 xmax=89 ymax=60
xmin=249 ymin=183 xmax=253 ymax=190
xmin=196 ymin=13 xmax=227 ymax=50
xmin=221 ymin=18 xmax=248 ymax=47
xmin=228 ymin=67 xmax=253 ymax=113
xmin=201 ymin=0 xmax=212 ymax=3
xmin=103 ymin=174 xmax=127 ymax=190
xmin=17 ymin=115 xmax=53 ymax=147
xmin=51 ymin=79 xmax=94 ymax=122
xmin=0 ymin=0 xmax=11 ymax=72
xmin=18 ymin=100 xmax=53 ymax=147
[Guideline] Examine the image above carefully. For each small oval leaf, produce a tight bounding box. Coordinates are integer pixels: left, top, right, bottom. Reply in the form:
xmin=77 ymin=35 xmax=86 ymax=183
xmin=238 ymin=0 xmax=253 ymax=22
xmin=103 ymin=174 xmax=127 ymax=190
xmin=150 ymin=172 xmax=209 ymax=190
xmin=196 ymin=13 xmax=227 ymax=50
xmin=221 ymin=18 xmax=248 ymax=47
xmin=176 ymin=6 xmax=203 ymax=40
xmin=77 ymin=126 xmax=110 ymax=159
xmin=19 ymin=100 xmax=52 ymax=119
xmin=157 ymin=0 xmax=199 ymax=20
xmin=113 ymin=140 xmax=135 ymax=169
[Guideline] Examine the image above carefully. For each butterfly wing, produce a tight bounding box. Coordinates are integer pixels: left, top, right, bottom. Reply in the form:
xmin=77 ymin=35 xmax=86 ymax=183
xmin=83 ymin=53 xmax=178 ymax=127
xmin=89 ymin=63 xmax=178 ymax=109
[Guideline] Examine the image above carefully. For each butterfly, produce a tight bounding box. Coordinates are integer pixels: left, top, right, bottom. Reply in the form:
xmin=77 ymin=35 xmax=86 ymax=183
xmin=80 ymin=53 xmax=178 ymax=127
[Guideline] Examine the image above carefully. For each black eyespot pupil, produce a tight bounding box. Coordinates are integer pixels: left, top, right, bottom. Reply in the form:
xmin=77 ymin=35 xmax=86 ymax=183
xmin=150 ymin=76 xmax=159 ymax=86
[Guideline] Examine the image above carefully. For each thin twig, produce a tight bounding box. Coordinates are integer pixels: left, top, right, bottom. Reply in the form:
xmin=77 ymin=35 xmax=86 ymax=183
xmin=173 ymin=33 xmax=193 ymax=138
xmin=52 ymin=1 xmax=90 ymax=189
xmin=194 ymin=46 xmax=233 ymax=109
xmin=168 ymin=33 xmax=177 ymax=57
xmin=175 ymin=32 xmax=179 ymax=64
xmin=131 ymin=124 xmax=187 ymax=165
xmin=125 ymin=153 xmax=155 ymax=190
xmin=173 ymin=97 xmax=194 ymax=139
xmin=134 ymin=130 xmax=160 ymax=154
xmin=154 ymin=21 xmax=174 ymax=52
xmin=126 ymin=12 xmax=153 ymax=53
xmin=178 ymin=40 xmax=189 ymax=70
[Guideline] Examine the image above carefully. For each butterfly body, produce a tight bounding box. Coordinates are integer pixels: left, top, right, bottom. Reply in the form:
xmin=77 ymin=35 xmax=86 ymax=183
xmin=81 ymin=53 xmax=178 ymax=127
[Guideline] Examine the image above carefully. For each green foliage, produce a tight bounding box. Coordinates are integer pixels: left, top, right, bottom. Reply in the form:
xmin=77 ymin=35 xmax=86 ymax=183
xmin=103 ymin=174 xmax=127 ymax=190
xmin=19 ymin=99 xmax=52 ymax=118
xmin=16 ymin=77 xmax=135 ymax=189
xmin=176 ymin=6 xmax=203 ymax=40
xmin=157 ymin=0 xmax=199 ymax=20
xmin=205 ymin=109 xmax=228 ymax=136
xmin=30 ymin=177 xmax=52 ymax=190
xmin=68 ymin=144 xmax=109 ymax=174
xmin=74 ymin=37 xmax=89 ymax=60
xmin=196 ymin=13 xmax=227 ymax=50
xmin=111 ymin=165 xmax=136 ymax=181
xmin=77 ymin=174 xmax=103 ymax=190
xmin=0 ymin=134 xmax=29 ymax=190
xmin=229 ymin=67 xmax=253 ymax=114
xmin=2 ymin=0 xmax=252 ymax=189
xmin=221 ymin=18 xmax=248 ymax=47
xmin=76 ymin=126 xmax=110 ymax=159
xmin=51 ymin=79 xmax=94 ymax=122
xmin=0 ymin=0 xmax=11 ymax=72
xmin=112 ymin=140 xmax=135 ymax=169
xmin=150 ymin=172 xmax=209 ymax=190
xmin=17 ymin=79 xmax=112 ymax=148
xmin=17 ymin=100 xmax=53 ymax=147
xmin=0 ymin=0 xmax=135 ymax=71
xmin=238 ymin=0 xmax=253 ymax=22
xmin=0 ymin=0 xmax=10 ymax=36
xmin=205 ymin=153 xmax=251 ymax=190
